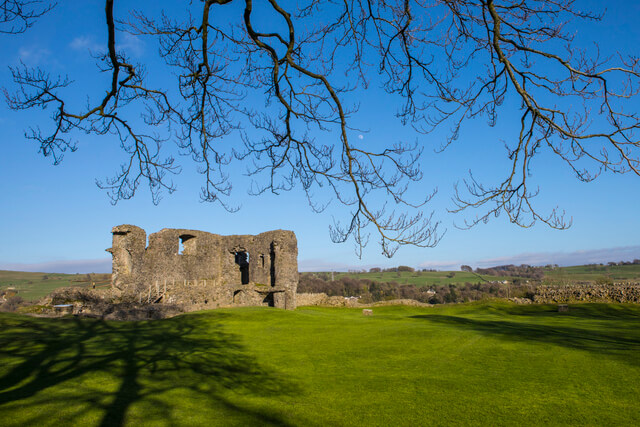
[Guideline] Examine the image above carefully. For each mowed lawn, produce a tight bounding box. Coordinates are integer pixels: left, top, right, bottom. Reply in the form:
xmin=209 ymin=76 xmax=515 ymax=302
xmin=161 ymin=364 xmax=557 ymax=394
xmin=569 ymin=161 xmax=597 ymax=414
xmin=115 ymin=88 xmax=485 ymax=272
xmin=0 ymin=302 xmax=639 ymax=426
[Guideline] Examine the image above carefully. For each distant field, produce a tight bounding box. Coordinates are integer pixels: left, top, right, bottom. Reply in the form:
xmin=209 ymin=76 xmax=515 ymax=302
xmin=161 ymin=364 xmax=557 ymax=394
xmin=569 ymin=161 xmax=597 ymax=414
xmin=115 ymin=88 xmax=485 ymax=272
xmin=0 ymin=302 xmax=638 ymax=426
xmin=329 ymin=270 xmax=517 ymax=287
xmin=543 ymin=264 xmax=640 ymax=283
xmin=0 ymin=271 xmax=110 ymax=301
xmin=320 ymin=264 xmax=640 ymax=287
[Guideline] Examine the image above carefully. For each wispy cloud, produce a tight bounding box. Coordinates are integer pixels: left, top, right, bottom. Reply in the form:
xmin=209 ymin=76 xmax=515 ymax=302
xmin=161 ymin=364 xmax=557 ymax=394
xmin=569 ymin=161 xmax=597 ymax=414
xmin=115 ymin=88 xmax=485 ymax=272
xmin=0 ymin=259 xmax=111 ymax=274
xmin=69 ymin=35 xmax=103 ymax=53
xmin=18 ymin=46 xmax=51 ymax=66
xmin=119 ymin=32 xmax=144 ymax=57
xmin=70 ymin=33 xmax=144 ymax=57
xmin=473 ymin=245 xmax=640 ymax=268
xmin=298 ymin=258 xmax=377 ymax=272
xmin=418 ymin=260 xmax=464 ymax=271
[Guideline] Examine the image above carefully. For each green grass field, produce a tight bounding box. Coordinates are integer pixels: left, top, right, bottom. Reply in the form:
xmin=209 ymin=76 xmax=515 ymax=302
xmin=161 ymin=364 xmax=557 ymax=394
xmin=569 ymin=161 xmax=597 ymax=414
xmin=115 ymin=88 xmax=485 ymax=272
xmin=0 ymin=271 xmax=110 ymax=301
xmin=1 ymin=302 xmax=638 ymax=426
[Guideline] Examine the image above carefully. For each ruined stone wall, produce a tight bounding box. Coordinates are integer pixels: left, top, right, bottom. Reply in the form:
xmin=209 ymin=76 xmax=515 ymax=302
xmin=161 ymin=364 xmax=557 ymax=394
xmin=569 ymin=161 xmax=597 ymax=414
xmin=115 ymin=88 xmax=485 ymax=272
xmin=534 ymin=283 xmax=640 ymax=304
xmin=107 ymin=225 xmax=298 ymax=309
xmin=296 ymin=293 xmax=331 ymax=306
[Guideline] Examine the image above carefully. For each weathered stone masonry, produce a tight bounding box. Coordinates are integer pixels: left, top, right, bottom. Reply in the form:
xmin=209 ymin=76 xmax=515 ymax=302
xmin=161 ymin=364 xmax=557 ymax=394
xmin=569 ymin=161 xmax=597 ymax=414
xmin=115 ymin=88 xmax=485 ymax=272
xmin=106 ymin=225 xmax=298 ymax=309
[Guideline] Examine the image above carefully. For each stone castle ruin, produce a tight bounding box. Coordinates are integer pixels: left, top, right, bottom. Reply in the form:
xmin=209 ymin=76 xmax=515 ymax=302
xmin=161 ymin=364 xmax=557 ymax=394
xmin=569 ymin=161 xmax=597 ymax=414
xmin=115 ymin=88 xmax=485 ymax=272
xmin=106 ymin=225 xmax=298 ymax=310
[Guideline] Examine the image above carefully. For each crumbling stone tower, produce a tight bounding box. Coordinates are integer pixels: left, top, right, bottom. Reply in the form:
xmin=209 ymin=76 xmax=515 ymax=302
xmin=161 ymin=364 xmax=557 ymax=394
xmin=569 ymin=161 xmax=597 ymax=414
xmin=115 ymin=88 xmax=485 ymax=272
xmin=106 ymin=225 xmax=298 ymax=309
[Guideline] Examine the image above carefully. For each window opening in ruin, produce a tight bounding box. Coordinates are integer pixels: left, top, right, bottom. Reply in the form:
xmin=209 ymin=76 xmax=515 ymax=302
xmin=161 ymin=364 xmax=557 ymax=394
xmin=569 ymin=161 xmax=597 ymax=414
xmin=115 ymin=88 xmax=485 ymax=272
xmin=235 ymin=251 xmax=250 ymax=284
xmin=260 ymin=254 xmax=265 ymax=268
xmin=178 ymin=235 xmax=196 ymax=255
xmin=263 ymin=292 xmax=275 ymax=307
xmin=270 ymin=243 xmax=276 ymax=287
xmin=233 ymin=290 xmax=242 ymax=303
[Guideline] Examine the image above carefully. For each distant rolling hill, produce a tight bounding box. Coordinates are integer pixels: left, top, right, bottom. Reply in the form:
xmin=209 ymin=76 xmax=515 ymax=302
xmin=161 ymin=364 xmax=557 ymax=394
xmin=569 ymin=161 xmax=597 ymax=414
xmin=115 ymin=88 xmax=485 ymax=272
xmin=0 ymin=270 xmax=111 ymax=301
xmin=307 ymin=263 xmax=640 ymax=288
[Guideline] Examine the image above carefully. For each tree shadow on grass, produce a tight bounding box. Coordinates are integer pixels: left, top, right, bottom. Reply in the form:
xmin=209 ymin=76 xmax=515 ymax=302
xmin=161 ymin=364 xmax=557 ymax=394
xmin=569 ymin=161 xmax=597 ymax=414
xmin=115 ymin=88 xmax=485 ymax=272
xmin=0 ymin=312 xmax=300 ymax=426
xmin=477 ymin=303 xmax=640 ymax=321
xmin=411 ymin=305 xmax=640 ymax=367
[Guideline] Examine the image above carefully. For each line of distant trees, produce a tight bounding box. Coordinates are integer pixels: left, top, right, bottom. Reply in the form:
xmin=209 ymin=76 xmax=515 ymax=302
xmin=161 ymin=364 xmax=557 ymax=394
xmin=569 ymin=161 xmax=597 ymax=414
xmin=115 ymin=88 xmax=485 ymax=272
xmin=606 ymin=260 xmax=640 ymax=266
xmin=472 ymin=264 xmax=545 ymax=280
xmin=298 ymin=274 xmax=535 ymax=304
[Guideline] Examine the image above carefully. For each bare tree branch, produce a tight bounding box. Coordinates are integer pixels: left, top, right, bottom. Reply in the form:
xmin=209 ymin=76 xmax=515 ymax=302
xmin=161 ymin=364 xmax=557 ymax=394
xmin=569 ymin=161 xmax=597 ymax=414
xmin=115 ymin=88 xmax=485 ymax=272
xmin=3 ymin=0 xmax=639 ymax=255
xmin=0 ymin=0 xmax=54 ymax=34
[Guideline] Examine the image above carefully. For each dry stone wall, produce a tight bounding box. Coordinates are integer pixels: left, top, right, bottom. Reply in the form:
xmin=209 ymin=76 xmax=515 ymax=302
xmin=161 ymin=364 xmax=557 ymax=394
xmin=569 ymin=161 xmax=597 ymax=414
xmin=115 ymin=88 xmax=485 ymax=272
xmin=106 ymin=224 xmax=298 ymax=309
xmin=296 ymin=293 xmax=433 ymax=307
xmin=534 ymin=283 xmax=640 ymax=304
xmin=296 ymin=293 xmax=331 ymax=306
xmin=295 ymin=293 xmax=360 ymax=307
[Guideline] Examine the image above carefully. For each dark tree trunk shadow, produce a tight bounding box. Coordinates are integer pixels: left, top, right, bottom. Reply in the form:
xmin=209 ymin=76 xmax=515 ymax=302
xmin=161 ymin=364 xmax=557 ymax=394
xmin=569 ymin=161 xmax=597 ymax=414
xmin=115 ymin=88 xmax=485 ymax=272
xmin=0 ymin=313 xmax=300 ymax=426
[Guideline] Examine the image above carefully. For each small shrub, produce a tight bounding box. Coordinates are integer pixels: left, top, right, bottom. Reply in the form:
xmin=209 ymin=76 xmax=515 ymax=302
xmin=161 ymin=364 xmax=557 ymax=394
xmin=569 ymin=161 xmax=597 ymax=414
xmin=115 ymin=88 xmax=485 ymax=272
xmin=1 ymin=295 xmax=24 ymax=312
xmin=429 ymin=294 xmax=444 ymax=304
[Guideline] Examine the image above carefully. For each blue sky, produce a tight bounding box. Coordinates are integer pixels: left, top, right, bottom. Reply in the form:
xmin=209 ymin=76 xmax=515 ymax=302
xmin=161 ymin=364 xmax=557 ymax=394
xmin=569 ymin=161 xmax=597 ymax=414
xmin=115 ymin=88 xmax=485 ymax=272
xmin=0 ymin=1 xmax=639 ymax=274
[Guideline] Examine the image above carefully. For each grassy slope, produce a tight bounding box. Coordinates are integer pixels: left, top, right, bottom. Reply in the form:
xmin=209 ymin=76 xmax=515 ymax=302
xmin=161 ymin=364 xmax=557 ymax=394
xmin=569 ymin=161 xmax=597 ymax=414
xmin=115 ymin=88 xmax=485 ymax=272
xmin=0 ymin=271 xmax=110 ymax=301
xmin=0 ymin=302 xmax=638 ymax=426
